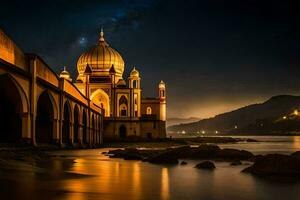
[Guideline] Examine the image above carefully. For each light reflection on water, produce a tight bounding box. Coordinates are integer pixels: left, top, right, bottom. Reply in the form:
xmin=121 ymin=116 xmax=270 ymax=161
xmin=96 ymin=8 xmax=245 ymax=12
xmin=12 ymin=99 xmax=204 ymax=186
xmin=219 ymin=135 xmax=300 ymax=155
xmin=1 ymin=136 xmax=300 ymax=200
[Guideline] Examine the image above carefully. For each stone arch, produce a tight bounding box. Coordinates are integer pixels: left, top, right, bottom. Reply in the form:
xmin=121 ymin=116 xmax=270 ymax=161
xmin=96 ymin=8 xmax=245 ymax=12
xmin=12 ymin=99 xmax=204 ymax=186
xmin=0 ymin=73 xmax=29 ymax=113
xmin=0 ymin=74 xmax=27 ymax=142
xmin=119 ymin=124 xmax=127 ymax=138
xmin=119 ymin=95 xmax=128 ymax=117
xmin=35 ymin=90 xmax=56 ymax=144
xmin=62 ymin=100 xmax=72 ymax=144
xmin=82 ymin=109 xmax=88 ymax=144
xmin=73 ymin=105 xmax=80 ymax=144
xmin=90 ymin=89 xmax=110 ymax=117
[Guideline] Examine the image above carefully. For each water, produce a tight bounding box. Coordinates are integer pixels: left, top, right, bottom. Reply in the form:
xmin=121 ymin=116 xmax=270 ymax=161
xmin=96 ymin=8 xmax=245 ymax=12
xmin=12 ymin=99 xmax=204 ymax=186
xmin=1 ymin=136 xmax=300 ymax=200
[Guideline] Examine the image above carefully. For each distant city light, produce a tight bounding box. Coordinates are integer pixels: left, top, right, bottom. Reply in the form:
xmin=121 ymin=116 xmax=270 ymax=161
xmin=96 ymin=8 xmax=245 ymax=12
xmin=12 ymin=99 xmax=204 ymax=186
xmin=215 ymin=131 xmax=218 ymax=134
xmin=182 ymin=130 xmax=186 ymax=134
xmin=283 ymin=116 xmax=287 ymax=119
xmin=201 ymin=130 xmax=205 ymax=134
xmin=234 ymin=125 xmax=238 ymax=129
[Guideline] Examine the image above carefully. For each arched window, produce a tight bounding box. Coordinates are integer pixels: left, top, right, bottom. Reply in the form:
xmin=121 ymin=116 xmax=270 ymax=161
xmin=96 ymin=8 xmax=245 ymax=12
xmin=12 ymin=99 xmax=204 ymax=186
xmin=119 ymin=95 xmax=128 ymax=117
xmin=146 ymin=107 xmax=152 ymax=115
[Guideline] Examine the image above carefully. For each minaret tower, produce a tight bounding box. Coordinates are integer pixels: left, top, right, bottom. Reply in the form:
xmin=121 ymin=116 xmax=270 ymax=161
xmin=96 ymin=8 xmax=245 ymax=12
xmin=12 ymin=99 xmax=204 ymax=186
xmin=159 ymin=80 xmax=166 ymax=121
xmin=129 ymin=67 xmax=141 ymax=117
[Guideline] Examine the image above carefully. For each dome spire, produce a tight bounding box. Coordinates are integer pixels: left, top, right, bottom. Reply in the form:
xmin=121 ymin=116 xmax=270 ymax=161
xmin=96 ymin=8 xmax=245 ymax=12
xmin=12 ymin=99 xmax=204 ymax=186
xmin=99 ymin=27 xmax=105 ymax=42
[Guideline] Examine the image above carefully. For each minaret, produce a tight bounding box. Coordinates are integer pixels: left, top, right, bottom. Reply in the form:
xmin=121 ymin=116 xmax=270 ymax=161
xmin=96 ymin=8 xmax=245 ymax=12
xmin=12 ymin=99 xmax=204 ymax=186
xmin=59 ymin=66 xmax=72 ymax=82
xmin=129 ymin=67 xmax=141 ymax=117
xmin=129 ymin=67 xmax=140 ymax=89
xmin=159 ymin=80 xmax=166 ymax=121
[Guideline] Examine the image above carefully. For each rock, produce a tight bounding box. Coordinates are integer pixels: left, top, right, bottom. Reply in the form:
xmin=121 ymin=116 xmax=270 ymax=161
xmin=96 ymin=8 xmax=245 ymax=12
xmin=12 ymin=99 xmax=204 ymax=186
xmin=242 ymin=154 xmax=300 ymax=177
xmin=246 ymin=139 xmax=258 ymax=142
xmin=180 ymin=161 xmax=188 ymax=165
xmin=189 ymin=144 xmax=221 ymax=159
xmin=216 ymin=148 xmax=253 ymax=160
xmin=195 ymin=161 xmax=215 ymax=170
xmin=146 ymin=150 xmax=179 ymax=164
xmin=230 ymin=160 xmax=242 ymax=166
xmin=291 ymin=151 xmax=300 ymax=159
xmin=248 ymin=154 xmax=263 ymax=162
xmin=166 ymin=145 xmax=192 ymax=158
xmin=108 ymin=148 xmax=143 ymax=160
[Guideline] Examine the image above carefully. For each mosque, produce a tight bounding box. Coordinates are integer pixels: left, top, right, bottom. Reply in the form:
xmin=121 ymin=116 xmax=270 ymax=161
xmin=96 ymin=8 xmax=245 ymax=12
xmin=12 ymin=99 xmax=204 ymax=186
xmin=62 ymin=29 xmax=167 ymax=140
xmin=0 ymin=28 xmax=166 ymax=146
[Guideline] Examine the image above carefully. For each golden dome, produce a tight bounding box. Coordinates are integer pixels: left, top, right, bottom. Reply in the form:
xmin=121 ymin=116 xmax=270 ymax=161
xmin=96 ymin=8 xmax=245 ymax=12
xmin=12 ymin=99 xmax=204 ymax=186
xmin=130 ymin=67 xmax=140 ymax=77
xmin=76 ymin=29 xmax=125 ymax=77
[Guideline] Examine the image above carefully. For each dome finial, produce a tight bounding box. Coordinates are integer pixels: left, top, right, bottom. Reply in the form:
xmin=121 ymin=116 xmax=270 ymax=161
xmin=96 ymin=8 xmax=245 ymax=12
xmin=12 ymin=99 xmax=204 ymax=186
xmin=99 ymin=27 xmax=105 ymax=42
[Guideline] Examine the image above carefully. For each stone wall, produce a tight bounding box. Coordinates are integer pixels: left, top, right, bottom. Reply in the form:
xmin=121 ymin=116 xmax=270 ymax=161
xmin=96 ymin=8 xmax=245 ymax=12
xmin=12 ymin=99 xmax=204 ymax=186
xmin=0 ymin=29 xmax=26 ymax=70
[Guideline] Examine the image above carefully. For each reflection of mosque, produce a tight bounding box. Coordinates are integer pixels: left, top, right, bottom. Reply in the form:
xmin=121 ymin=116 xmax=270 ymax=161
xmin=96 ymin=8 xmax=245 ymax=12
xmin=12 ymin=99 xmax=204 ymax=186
xmin=62 ymin=29 xmax=167 ymax=139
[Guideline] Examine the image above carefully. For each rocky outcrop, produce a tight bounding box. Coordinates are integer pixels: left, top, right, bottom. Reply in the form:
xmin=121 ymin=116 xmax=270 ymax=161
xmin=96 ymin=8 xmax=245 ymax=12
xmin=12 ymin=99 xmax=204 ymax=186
xmin=188 ymin=144 xmax=221 ymax=159
xmin=180 ymin=161 xmax=188 ymax=165
xmin=242 ymin=154 xmax=300 ymax=177
xmin=145 ymin=150 xmax=179 ymax=164
xmin=106 ymin=145 xmax=254 ymax=164
xmin=195 ymin=161 xmax=215 ymax=169
xmin=108 ymin=148 xmax=143 ymax=160
xmin=216 ymin=149 xmax=253 ymax=160
xmin=291 ymin=151 xmax=300 ymax=159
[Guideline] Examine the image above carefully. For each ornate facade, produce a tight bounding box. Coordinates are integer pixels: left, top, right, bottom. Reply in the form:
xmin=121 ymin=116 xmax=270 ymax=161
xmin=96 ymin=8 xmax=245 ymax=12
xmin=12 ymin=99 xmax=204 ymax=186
xmin=0 ymin=29 xmax=102 ymax=146
xmin=0 ymin=27 xmax=166 ymax=146
xmin=65 ymin=29 xmax=167 ymax=140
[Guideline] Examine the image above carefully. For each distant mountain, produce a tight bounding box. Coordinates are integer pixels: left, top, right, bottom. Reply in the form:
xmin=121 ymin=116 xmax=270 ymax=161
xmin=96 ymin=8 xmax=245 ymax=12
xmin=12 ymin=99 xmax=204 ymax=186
xmin=167 ymin=117 xmax=201 ymax=127
xmin=168 ymin=95 xmax=300 ymax=133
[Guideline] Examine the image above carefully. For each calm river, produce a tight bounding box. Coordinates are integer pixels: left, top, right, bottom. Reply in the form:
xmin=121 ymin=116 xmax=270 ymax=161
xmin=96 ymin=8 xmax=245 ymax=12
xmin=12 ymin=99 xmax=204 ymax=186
xmin=1 ymin=136 xmax=300 ymax=200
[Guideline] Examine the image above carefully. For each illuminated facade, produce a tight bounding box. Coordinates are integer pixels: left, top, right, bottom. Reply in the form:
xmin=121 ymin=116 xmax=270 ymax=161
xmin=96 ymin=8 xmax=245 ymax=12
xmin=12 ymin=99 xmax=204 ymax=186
xmin=70 ymin=29 xmax=166 ymax=139
xmin=0 ymin=28 xmax=166 ymax=145
xmin=0 ymin=29 xmax=102 ymax=146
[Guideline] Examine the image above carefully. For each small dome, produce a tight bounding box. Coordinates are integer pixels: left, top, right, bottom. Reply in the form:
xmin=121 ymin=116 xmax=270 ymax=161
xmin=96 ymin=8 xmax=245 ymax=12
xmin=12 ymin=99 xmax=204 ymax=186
xmin=130 ymin=67 xmax=139 ymax=77
xmin=77 ymin=29 xmax=125 ymax=77
xmin=60 ymin=67 xmax=72 ymax=81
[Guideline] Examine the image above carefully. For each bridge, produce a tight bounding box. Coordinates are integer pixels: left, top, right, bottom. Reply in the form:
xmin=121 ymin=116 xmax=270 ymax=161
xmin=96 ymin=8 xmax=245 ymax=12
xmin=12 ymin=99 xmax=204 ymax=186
xmin=0 ymin=29 xmax=103 ymax=147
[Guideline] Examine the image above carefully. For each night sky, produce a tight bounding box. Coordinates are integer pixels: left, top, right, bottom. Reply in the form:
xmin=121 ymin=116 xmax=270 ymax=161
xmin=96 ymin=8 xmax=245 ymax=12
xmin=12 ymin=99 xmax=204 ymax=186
xmin=1 ymin=0 xmax=300 ymax=118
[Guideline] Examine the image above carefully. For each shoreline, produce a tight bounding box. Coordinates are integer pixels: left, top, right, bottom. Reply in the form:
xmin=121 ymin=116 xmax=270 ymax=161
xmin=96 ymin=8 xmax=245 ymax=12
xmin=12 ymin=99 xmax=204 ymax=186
xmin=1 ymin=135 xmax=300 ymax=182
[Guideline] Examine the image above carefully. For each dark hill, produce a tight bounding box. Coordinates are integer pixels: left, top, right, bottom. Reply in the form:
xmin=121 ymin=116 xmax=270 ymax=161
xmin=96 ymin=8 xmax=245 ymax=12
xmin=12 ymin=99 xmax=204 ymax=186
xmin=168 ymin=95 xmax=300 ymax=133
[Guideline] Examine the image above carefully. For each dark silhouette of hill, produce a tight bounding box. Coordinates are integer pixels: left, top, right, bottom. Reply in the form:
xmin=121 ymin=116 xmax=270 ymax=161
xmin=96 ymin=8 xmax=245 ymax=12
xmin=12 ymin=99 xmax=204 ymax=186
xmin=167 ymin=117 xmax=201 ymax=127
xmin=168 ymin=95 xmax=300 ymax=133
